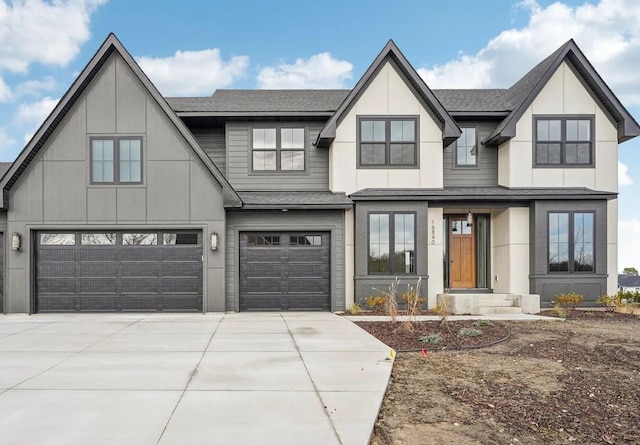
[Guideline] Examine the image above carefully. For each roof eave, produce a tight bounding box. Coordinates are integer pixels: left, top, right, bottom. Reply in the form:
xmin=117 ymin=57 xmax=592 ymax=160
xmin=176 ymin=111 xmax=335 ymax=118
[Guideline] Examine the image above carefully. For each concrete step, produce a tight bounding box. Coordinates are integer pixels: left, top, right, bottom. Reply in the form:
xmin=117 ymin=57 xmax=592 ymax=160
xmin=477 ymin=306 xmax=523 ymax=315
xmin=480 ymin=298 xmax=514 ymax=307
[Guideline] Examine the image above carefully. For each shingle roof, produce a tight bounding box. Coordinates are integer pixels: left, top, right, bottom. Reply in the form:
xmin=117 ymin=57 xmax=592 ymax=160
xmin=0 ymin=162 xmax=12 ymax=180
xmin=433 ymin=89 xmax=511 ymax=112
xmin=237 ymin=191 xmax=352 ymax=209
xmin=350 ymin=187 xmax=615 ymax=201
xmin=166 ymin=90 xmax=350 ymax=113
xmin=618 ymin=274 xmax=640 ymax=288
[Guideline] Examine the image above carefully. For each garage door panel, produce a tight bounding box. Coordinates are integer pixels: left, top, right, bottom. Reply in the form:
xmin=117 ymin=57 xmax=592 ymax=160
xmin=35 ymin=230 xmax=202 ymax=312
xmin=240 ymin=232 xmax=330 ymax=311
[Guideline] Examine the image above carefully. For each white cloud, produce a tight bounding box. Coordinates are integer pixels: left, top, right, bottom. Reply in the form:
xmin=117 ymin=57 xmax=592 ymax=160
xmin=0 ymin=126 xmax=16 ymax=152
xmin=417 ymin=0 xmax=640 ymax=105
xmin=0 ymin=76 xmax=10 ymax=101
xmin=619 ymin=218 xmax=640 ymax=271
xmin=14 ymin=96 xmax=59 ymax=126
xmin=14 ymin=77 xmax=57 ymax=97
xmin=257 ymin=53 xmax=353 ymax=89
xmin=619 ymin=161 xmax=633 ymax=186
xmin=0 ymin=0 xmax=106 ymax=73
xmin=137 ymin=49 xmax=249 ymax=96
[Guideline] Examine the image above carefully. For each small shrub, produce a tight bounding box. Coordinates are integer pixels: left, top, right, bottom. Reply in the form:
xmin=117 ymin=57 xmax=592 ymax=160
xmin=551 ymin=292 xmax=584 ymax=315
xmin=596 ymin=294 xmax=621 ymax=312
xmin=419 ymin=333 xmax=443 ymax=344
xmin=551 ymin=303 xmax=567 ymax=318
xmin=348 ymin=302 xmax=361 ymax=315
xmin=458 ymin=327 xmax=482 ymax=337
xmin=473 ymin=320 xmax=494 ymax=328
xmin=365 ymin=296 xmax=386 ymax=311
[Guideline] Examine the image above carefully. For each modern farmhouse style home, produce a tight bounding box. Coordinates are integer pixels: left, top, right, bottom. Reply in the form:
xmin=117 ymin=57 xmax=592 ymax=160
xmin=0 ymin=34 xmax=637 ymax=314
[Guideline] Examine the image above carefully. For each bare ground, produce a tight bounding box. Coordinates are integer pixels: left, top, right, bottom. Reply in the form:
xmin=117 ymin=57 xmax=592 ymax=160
xmin=366 ymin=315 xmax=640 ymax=445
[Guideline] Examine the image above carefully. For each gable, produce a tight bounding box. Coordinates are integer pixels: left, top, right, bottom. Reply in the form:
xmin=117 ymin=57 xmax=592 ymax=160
xmin=0 ymin=33 xmax=241 ymax=209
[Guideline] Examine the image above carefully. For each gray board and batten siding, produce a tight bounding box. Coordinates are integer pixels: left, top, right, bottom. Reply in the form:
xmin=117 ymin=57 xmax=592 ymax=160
xmin=529 ymin=200 xmax=608 ymax=306
xmin=225 ymin=121 xmax=329 ymax=191
xmin=226 ymin=210 xmax=345 ymax=312
xmin=443 ymin=121 xmax=499 ymax=187
xmin=4 ymin=51 xmax=227 ymax=313
xmin=353 ymin=201 xmax=429 ymax=305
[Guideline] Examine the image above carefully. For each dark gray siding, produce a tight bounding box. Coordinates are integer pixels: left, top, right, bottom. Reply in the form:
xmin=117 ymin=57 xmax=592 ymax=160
xmin=226 ymin=121 xmax=329 ymax=191
xmin=191 ymin=128 xmax=226 ymax=176
xmin=529 ymin=200 xmax=608 ymax=306
xmin=353 ymin=201 xmax=428 ymax=304
xmin=226 ymin=210 xmax=345 ymax=311
xmin=444 ymin=121 xmax=498 ymax=187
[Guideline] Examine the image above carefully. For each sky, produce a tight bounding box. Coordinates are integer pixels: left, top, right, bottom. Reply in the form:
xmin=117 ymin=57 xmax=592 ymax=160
xmin=0 ymin=0 xmax=638 ymax=270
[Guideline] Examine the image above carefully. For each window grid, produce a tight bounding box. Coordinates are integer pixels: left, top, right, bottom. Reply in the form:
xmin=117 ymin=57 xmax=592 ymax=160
xmin=535 ymin=116 xmax=593 ymax=167
xmin=548 ymin=211 xmax=595 ymax=273
xmin=358 ymin=117 xmax=418 ymax=167
xmin=368 ymin=212 xmax=416 ymax=275
xmin=90 ymin=137 xmax=143 ymax=184
xmin=252 ymin=127 xmax=305 ymax=172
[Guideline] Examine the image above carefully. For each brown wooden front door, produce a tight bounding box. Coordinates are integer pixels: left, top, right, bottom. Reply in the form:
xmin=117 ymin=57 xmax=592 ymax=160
xmin=449 ymin=217 xmax=476 ymax=288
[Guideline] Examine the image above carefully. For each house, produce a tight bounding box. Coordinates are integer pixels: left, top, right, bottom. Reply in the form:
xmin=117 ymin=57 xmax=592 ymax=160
xmin=0 ymin=33 xmax=637 ymax=315
xmin=618 ymin=274 xmax=640 ymax=293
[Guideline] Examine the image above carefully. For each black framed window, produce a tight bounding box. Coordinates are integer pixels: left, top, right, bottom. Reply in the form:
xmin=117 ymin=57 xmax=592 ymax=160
xmin=252 ymin=127 xmax=305 ymax=172
xmin=455 ymin=127 xmax=477 ymax=166
xmin=548 ymin=211 xmax=594 ymax=272
xmin=535 ymin=116 xmax=593 ymax=166
xmin=91 ymin=137 xmax=142 ymax=183
xmin=359 ymin=117 xmax=417 ymax=167
xmin=368 ymin=212 xmax=415 ymax=274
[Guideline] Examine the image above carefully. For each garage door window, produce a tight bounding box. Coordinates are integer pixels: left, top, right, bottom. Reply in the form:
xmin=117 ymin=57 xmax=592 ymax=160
xmin=248 ymin=235 xmax=280 ymax=246
xmin=122 ymin=233 xmax=157 ymax=245
xmin=163 ymin=233 xmax=198 ymax=245
xmin=40 ymin=233 xmax=76 ymax=245
xmin=81 ymin=233 xmax=116 ymax=245
xmin=290 ymin=235 xmax=322 ymax=246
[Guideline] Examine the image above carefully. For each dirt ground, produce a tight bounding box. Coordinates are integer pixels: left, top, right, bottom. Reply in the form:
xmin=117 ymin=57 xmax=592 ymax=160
xmin=368 ymin=316 xmax=640 ymax=445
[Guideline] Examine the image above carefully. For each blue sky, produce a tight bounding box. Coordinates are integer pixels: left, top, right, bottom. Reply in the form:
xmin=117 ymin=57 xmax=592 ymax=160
xmin=0 ymin=0 xmax=638 ymax=268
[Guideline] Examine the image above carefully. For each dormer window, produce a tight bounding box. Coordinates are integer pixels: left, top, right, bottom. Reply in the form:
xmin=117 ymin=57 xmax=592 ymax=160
xmin=358 ymin=117 xmax=418 ymax=167
xmin=534 ymin=116 xmax=593 ymax=167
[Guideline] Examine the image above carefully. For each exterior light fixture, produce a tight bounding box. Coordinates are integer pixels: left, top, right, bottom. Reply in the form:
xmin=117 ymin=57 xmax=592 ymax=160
xmin=210 ymin=232 xmax=219 ymax=251
xmin=466 ymin=211 xmax=473 ymax=227
xmin=11 ymin=232 xmax=21 ymax=251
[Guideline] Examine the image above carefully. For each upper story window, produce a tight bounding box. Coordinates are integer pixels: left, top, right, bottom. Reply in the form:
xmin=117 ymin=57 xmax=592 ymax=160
xmin=91 ymin=137 xmax=142 ymax=184
xmin=358 ymin=117 xmax=417 ymax=167
xmin=548 ymin=211 xmax=594 ymax=273
xmin=252 ymin=127 xmax=305 ymax=172
xmin=455 ymin=127 xmax=477 ymax=167
xmin=535 ymin=116 xmax=593 ymax=167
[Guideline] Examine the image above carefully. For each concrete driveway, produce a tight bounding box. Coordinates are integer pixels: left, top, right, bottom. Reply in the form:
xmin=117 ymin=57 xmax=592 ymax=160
xmin=0 ymin=312 xmax=392 ymax=445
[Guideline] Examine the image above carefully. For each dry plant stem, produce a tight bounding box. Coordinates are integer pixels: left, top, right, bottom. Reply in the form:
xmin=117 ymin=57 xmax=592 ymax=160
xmin=402 ymin=276 xmax=423 ymax=332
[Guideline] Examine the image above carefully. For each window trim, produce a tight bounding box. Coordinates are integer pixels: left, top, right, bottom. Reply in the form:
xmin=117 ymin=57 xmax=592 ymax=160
xmin=454 ymin=126 xmax=479 ymax=168
xmin=249 ymin=125 xmax=308 ymax=174
xmin=547 ymin=210 xmax=596 ymax=274
xmin=367 ymin=211 xmax=417 ymax=275
xmin=533 ymin=115 xmax=595 ymax=168
xmin=357 ymin=116 xmax=420 ymax=169
xmin=89 ymin=136 xmax=144 ymax=185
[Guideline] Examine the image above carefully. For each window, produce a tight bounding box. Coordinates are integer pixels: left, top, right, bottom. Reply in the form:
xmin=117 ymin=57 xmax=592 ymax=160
xmin=248 ymin=235 xmax=280 ymax=246
xmin=535 ymin=117 xmax=593 ymax=166
xmin=455 ymin=127 xmax=477 ymax=166
xmin=290 ymin=235 xmax=321 ymax=246
xmin=122 ymin=233 xmax=157 ymax=246
xmin=369 ymin=213 xmax=415 ymax=274
xmin=548 ymin=212 xmax=594 ymax=272
xmin=163 ymin=233 xmax=198 ymax=245
xmin=91 ymin=137 xmax=142 ymax=183
xmin=359 ymin=117 xmax=417 ymax=167
xmin=40 ymin=233 xmax=76 ymax=246
xmin=252 ymin=127 xmax=305 ymax=172
xmin=81 ymin=233 xmax=116 ymax=245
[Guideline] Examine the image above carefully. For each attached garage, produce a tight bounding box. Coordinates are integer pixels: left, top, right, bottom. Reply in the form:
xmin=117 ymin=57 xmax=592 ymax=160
xmin=239 ymin=232 xmax=330 ymax=311
xmin=34 ymin=230 xmax=203 ymax=313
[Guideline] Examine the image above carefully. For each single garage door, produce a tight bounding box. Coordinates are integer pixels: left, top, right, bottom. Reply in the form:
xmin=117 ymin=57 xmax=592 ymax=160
xmin=35 ymin=231 xmax=202 ymax=312
xmin=239 ymin=232 xmax=330 ymax=311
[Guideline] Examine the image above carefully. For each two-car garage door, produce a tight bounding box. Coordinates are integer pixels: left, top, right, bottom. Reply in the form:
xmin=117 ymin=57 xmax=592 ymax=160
xmin=35 ymin=231 xmax=202 ymax=312
xmin=239 ymin=232 xmax=330 ymax=311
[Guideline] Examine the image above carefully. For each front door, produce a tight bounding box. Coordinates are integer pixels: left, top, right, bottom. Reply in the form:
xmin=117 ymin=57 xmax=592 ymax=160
xmin=449 ymin=217 xmax=476 ymax=288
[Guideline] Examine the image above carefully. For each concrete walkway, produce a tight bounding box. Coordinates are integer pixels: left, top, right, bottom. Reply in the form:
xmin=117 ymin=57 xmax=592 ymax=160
xmin=0 ymin=312 xmax=393 ymax=445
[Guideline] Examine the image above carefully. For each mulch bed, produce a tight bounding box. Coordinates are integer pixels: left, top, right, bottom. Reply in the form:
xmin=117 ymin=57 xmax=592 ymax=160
xmin=540 ymin=309 xmax=638 ymax=320
xmin=355 ymin=319 xmax=509 ymax=351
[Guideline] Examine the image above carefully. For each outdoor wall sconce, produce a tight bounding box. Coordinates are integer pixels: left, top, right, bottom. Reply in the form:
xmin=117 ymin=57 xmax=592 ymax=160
xmin=466 ymin=211 xmax=473 ymax=227
xmin=210 ymin=232 xmax=219 ymax=251
xmin=11 ymin=232 xmax=21 ymax=251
